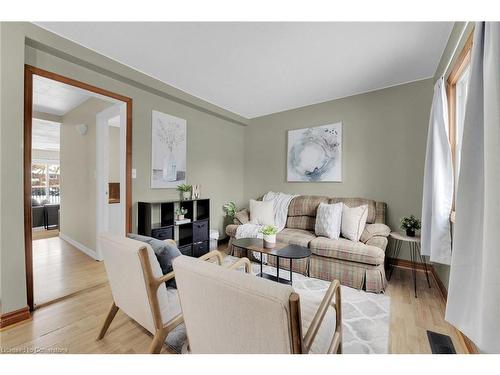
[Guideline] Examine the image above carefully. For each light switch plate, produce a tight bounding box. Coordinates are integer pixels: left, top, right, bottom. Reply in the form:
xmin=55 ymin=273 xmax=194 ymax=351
xmin=132 ymin=169 xmax=137 ymax=179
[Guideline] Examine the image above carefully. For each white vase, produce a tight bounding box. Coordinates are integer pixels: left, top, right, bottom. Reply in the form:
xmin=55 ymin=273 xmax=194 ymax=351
xmin=263 ymin=234 xmax=276 ymax=249
xmin=182 ymin=191 xmax=191 ymax=200
xmin=163 ymin=150 xmax=177 ymax=181
xmin=177 ymin=214 xmax=184 ymax=221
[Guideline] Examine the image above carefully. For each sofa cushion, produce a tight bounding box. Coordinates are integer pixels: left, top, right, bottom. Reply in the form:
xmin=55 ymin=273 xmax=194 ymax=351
xmin=234 ymin=209 xmax=250 ymax=225
xmin=276 ymin=228 xmax=316 ymax=247
xmin=288 ymin=196 xmax=329 ymax=217
xmin=314 ymin=202 xmax=342 ymax=239
xmin=341 ymin=204 xmax=368 ymax=242
xmin=329 ymin=198 xmax=377 ymax=224
xmin=286 ymin=216 xmax=316 ymax=231
xmin=226 ymin=224 xmax=239 ymax=238
xmin=359 ymin=223 xmax=391 ymax=243
xmin=249 ymin=199 xmax=274 ymax=225
xmin=309 ymin=237 xmax=385 ymax=266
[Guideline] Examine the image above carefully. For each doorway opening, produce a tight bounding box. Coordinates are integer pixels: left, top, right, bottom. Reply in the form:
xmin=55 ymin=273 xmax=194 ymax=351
xmin=24 ymin=66 xmax=132 ymax=310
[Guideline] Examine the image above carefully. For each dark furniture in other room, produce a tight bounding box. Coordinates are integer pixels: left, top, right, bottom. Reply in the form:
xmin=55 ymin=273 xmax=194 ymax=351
xmin=31 ymin=200 xmax=60 ymax=229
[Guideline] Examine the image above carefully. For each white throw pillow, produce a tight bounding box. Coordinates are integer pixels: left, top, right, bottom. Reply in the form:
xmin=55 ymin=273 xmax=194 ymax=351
xmin=341 ymin=204 xmax=369 ymax=242
xmin=249 ymin=199 xmax=274 ymax=225
xmin=315 ymin=202 xmax=343 ymax=239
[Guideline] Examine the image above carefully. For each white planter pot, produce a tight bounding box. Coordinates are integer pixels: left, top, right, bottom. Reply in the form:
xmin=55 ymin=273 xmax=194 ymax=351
xmin=181 ymin=191 xmax=191 ymax=200
xmin=177 ymin=215 xmax=184 ymax=221
xmin=263 ymin=234 xmax=276 ymax=249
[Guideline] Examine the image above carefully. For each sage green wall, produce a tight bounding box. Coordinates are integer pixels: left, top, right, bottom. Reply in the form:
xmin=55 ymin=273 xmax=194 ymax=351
xmin=0 ymin=22 xmax=246 ymax=314
xmin=245 ymin=79 xmax=434 ymax=256
xmin=60 ymin=98 xmax=114 ymax=253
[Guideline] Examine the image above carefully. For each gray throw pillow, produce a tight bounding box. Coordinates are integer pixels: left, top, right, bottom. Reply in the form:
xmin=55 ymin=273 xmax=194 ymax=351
xmin=127 ymin=233 xmax=181 ymax=288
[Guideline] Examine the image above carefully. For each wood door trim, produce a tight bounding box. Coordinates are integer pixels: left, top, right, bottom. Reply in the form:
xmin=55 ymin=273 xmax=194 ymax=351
xmin=23 ymin=65 xmax=133 ymax=311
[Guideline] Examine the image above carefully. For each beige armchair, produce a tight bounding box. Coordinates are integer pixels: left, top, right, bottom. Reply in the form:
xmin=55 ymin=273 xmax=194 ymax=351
xmin=96 ymin=233 xmax=224 ymax=353
xmin=173 ymin=254 xmax=342 ymax=354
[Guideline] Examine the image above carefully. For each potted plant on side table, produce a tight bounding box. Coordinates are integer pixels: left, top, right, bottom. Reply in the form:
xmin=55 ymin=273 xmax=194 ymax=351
xmin=260 ymin=225 xmax=278 ymax=249
xmin=400 ymin=215 xmax=421 ymax=237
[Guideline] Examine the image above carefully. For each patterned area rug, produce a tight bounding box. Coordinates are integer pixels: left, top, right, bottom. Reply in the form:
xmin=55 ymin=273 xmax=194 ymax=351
xmin=166 ymin=255 xmax=390 ymax=354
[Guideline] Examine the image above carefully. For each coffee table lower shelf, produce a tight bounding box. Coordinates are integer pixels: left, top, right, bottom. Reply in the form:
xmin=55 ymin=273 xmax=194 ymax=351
xmin=257 ymin=272 xmax=292 ymax=285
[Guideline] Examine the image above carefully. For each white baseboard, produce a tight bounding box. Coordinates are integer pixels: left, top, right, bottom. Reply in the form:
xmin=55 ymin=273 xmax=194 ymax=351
xmin=59 ymin=233 xmax=99 ymax=260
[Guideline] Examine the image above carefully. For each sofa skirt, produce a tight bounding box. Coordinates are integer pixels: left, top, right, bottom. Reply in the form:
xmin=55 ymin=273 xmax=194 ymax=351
xmin=310 ymin=254 xmax=387 ymax=293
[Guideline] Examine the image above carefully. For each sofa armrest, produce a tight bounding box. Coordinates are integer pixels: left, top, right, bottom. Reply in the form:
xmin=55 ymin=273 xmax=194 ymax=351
xmin=365 ymin=236 xmax=388 ymax=251
xmin=360 ymin=223 xmax=390 ymax=243
xmin=233 ymin=208 xmax=250 ymax=225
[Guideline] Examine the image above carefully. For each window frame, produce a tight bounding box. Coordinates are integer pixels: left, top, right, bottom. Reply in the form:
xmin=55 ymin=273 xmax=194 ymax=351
xmin=446 ymin=31 xmax=473 ymax=214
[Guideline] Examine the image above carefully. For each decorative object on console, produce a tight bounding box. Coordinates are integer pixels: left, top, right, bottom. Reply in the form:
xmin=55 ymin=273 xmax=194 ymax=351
xmin=315 ymin=202 xmax=343 ymax=240
xmin=175 ymin=206 xmax=188 ymax=221
xmin=192 ymin=184 xmax=201 ymax=199
xmin=151 ymin=110 xmax=186 ymax=188
xmin=341 ymin=204 xmax=368 ymax=242
xmin=177 ymin=183 xmax=192 ymax=200
xmin=287 ymin=122 xmax=342 ymax=182
xmin=260 ymin=225 xmax=278 ymax=248
xmin=400 ymin=215 xmax=421 ymax=237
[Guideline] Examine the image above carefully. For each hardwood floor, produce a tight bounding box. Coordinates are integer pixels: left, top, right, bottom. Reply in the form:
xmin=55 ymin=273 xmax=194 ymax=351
xmin=1 ymin=245 xmax=466 ymax=354
xmin=385 ymin=266 xmax=466 ymax=353
xmin=32 ymin=229 xmax=59 ymax=241
xmin=33 ymin=236 xmax=108 ymax=306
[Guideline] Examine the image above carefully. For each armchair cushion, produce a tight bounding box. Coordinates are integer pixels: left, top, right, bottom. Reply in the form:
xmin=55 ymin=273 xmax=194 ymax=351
xmin=99 ymin=233 xmax=179 ymax=334
xmin=127 ymin=233 xmax=181 ymax=287
xmin=173 ymin=255 xmax=294 ymax=353
xmin=359 ymin=223 xmax=391 ymax=244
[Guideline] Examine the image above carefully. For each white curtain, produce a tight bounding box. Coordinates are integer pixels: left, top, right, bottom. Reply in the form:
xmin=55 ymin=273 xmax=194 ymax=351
xmin=446 ymin=22 xmax=500 ymax=354
xmin=421 ymin=78 xmax=453 ymax=265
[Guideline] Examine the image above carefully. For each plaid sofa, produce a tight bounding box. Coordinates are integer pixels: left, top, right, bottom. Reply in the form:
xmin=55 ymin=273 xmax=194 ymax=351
xmin=226 ymin=195 xmax=390 ymax=293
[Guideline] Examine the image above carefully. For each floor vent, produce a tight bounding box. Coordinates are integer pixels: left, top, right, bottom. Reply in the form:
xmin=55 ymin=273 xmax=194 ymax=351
xmin=427 ymin=330 xmax=456 ymax=354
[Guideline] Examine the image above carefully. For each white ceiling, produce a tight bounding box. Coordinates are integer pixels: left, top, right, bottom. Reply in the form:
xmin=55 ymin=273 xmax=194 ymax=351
xmin=35 ymin=22 xmax=453 ymax=118
xmin=32 ymin=119 xmax=60 ymax=151
xmin=33 ymin=75 xmax=91 ymax=116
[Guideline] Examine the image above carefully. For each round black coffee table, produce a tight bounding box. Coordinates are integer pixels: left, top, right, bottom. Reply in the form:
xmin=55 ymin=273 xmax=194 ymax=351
xmin=232 ymin=238 xmax=311 ymax=285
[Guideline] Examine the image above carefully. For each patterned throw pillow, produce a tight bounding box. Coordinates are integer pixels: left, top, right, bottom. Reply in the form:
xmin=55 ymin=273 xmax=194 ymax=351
xmin=315 ymin=202 xmax=343 ymax=239
xmin=341 ymin=204 xmax=369 ymax=242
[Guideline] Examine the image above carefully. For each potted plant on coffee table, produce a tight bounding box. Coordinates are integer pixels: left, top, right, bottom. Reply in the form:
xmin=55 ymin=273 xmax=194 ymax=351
xmin=177 ymin=184 xmax=192 ymax=200
xmin=260 ymin=225 xmax=279 ymax=249
xmin=400 ymin=215 xmax=421 ymax=237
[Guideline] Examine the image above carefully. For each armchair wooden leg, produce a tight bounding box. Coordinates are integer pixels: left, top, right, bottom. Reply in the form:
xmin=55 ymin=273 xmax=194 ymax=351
xmin=97 ymin=302 xmax=119 ymax=340
xmin=149 ymin=328 xmax=169 ymax=354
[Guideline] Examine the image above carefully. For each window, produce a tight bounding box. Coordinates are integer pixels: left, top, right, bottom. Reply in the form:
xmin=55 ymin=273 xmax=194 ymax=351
xmin=31 ymin=161 xmax=60 ymax=204
xmin=447 ymin=32 xmax=473 ymax=209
